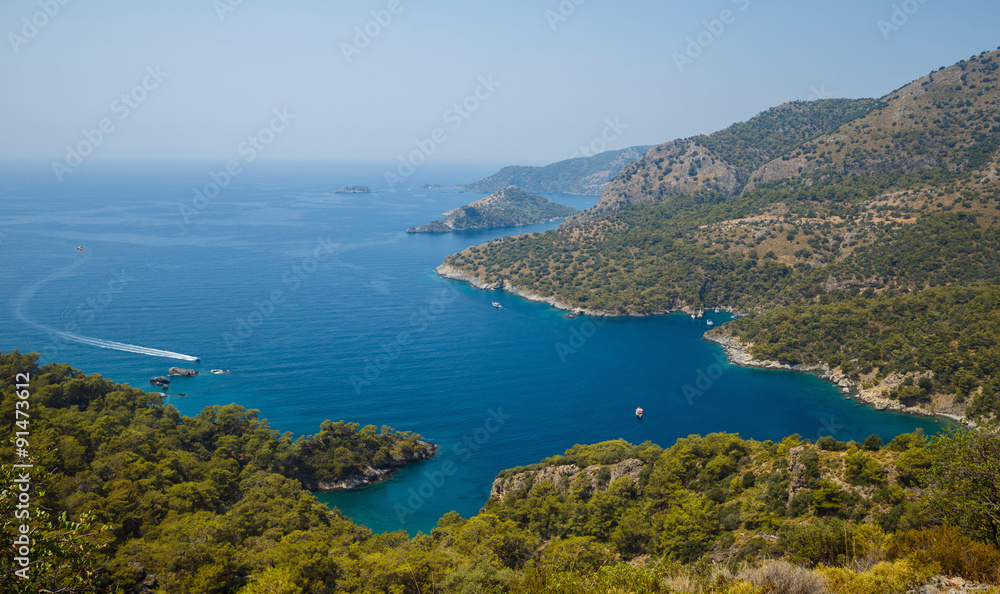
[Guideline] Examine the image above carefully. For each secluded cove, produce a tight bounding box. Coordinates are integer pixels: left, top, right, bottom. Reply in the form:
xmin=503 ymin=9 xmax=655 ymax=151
xmin=0 ymin=162 xmax=948 ymax=536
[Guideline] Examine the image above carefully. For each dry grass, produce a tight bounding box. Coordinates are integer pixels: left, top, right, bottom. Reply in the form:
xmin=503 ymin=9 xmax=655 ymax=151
xmin=736 ymin=560 xmax=827 ymax=594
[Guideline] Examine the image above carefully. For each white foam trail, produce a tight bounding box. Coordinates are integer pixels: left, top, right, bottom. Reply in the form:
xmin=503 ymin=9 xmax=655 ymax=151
xmin=40 ymin=327 xmax=200 ymax=361
xmin=13 ymin=258 xmax=199 ymax=362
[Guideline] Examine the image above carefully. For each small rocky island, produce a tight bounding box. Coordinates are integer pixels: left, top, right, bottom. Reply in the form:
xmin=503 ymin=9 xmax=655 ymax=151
xmin=333 ymin=185 xmax=372 ymax=194
xmin=149 ymin=376 xmax=171 ymax=388
xmin=406 ymin=186 xmax=578 ymax=233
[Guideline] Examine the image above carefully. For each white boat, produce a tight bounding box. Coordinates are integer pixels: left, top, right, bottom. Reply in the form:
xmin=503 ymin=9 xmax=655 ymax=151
xmin=635 ymin=407 xmax=643 ymax=419
xmin=696 ymin=310 xmax=703 ymax=318
xmin=492 ymin=302 xmax=502 ymax=308
xmin=690 ymin=314 xmax=696 ymax=319
xmin=706 ymin=320 xmax=714 ymax=326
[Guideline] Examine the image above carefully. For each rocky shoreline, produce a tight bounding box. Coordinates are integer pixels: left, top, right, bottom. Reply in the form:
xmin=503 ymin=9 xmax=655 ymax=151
xmin=307 ymin=441 xmax=439 ymax=492
xmin=434 ymin=264 xmax=748 ymax=319
xmin=434 ymin=264 xmax=688 ymax=318
xmin=704 ymin=331 xmax=969 ymax=425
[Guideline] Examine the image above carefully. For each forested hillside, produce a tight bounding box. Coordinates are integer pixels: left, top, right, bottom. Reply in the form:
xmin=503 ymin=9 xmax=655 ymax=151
xmin=439 ymin=48 xmax=1000 ymax=422
xmin=720 ymin=284 xmax=1000 ymax=420
xmin=3 ymin=350 xmax=1000 ymax=592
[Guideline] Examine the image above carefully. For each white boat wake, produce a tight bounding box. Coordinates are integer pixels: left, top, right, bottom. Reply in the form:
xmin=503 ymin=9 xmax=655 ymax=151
xmin=13 ymin=258 xmax=199 ymax=362
xmin=32 ymin=326 xmax=199 ymax=361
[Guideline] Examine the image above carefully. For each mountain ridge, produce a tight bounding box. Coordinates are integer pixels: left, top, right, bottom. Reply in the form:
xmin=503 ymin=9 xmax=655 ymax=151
xmin=460 ymin=146 xmax=653 ymax=195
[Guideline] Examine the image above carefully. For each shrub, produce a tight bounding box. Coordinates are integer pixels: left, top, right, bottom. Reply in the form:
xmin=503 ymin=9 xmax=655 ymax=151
xmin=888 ymin=525 xmax=1000 ymax=584
xmin=799 ymin=450 xmax=821 ymax=487
xmin=816 ymin=435 xmax=839 ymax=451
xmin=788 ymin=490 xmax=813 ymax=518
xmin=864 ymin=434 xmax=883 ymax=451
xmin=816 ymin=558 xmax=938 ymax=594
xmin=541 ymin=536 xmax=614 ymax=574
xmin=895 ymin=447 xmax=931 ymax=488
xmin=924 ymin=428 xmax=1000 ymax=548
xmin=781 ymin=518 xmax=855 ymax=567
xmin=439 ymin=563 xmax=517 ymax=594
xmin=844 ymin=449 xmax=886 ymax=486
xmin=849 ymin=522 xmax=890 ymax=571
xmin=885 ymin=431 xmax=925 ymax=452
xmin=812 ymin=481 xmax=857 ymax=517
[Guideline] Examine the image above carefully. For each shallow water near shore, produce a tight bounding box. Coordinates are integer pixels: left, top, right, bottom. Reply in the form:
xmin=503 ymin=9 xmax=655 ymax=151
xmin=0 ymin=160 xmax=947 ymax=535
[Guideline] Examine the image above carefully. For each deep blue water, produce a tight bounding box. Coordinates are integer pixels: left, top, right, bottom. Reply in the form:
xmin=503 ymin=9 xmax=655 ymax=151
xmin=0 ymin=160 xmax=945 ymax=535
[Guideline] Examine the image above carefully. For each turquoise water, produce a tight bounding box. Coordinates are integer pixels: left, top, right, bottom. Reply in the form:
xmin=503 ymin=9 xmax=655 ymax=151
xmin=0 ymin=160 xmax=946 ymax=535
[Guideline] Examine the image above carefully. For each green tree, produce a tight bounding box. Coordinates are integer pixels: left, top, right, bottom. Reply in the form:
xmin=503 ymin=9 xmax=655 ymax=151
xmin=925 ymin=428 xmax=1000 ymax=547
xmin=864 ymin=434 xmax=884 ymax=451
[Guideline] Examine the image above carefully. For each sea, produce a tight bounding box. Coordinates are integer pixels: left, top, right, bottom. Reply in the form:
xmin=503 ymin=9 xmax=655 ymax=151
xmin=0 ymin=160 xmax=946 ymax=535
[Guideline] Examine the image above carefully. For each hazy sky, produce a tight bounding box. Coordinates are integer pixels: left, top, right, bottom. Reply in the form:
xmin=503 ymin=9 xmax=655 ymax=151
xmin=2 ymin=0 xmax=998 ymax=166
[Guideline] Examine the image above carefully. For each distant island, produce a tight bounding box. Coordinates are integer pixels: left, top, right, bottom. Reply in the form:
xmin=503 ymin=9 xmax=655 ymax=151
xmin=460 ymin=146 xmax=652 ymax=195
xmin=406 ymin=186 xmax=578 ymax=233
xmin=333 ymin=185 xmax=372 ymax=194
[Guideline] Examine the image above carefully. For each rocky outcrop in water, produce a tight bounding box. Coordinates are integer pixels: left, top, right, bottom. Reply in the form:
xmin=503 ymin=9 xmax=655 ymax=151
xmin=168 ymin=367 xmax=198 ymax=377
